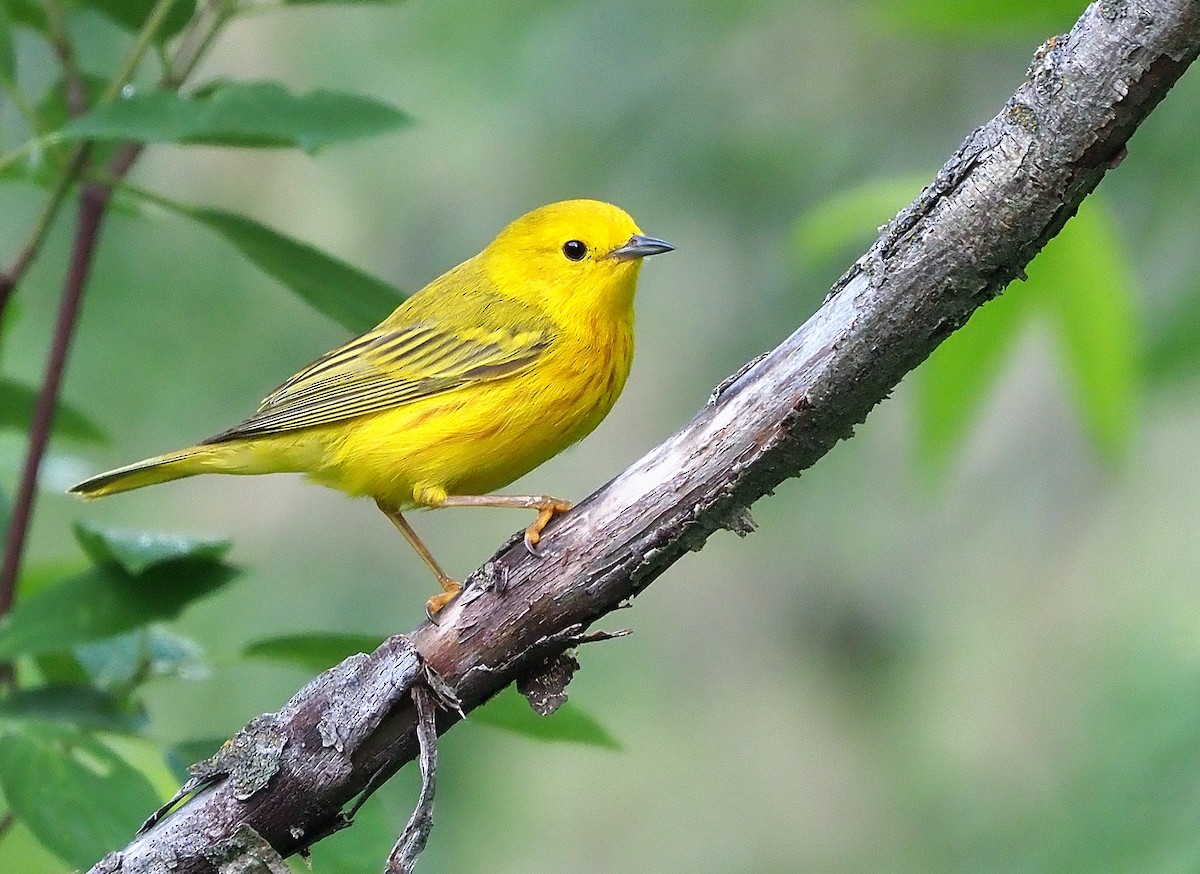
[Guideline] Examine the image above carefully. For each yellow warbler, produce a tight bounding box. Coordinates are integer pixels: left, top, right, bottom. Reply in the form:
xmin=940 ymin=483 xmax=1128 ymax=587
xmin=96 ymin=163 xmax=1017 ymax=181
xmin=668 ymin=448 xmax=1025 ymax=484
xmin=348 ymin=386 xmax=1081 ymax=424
xmin=70 ymin=199 xmax=673 ymax=615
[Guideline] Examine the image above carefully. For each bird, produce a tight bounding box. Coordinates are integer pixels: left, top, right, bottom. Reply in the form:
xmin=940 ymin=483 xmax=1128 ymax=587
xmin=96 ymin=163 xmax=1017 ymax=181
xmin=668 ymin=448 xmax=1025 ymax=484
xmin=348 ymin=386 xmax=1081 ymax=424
xmin=70 ymin=199 xmax=673 ymax=617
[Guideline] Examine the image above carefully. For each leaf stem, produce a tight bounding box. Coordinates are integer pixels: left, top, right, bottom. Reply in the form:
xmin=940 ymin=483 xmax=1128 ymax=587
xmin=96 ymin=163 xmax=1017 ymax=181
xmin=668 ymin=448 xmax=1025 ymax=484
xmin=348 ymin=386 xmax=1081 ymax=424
xmin=0 ymin=147 xmax=88 ymax=318
xmin=100 ymin=0 xmax=183 ymax=106
xmin=0 ymin=144 xmax=139 ymax=618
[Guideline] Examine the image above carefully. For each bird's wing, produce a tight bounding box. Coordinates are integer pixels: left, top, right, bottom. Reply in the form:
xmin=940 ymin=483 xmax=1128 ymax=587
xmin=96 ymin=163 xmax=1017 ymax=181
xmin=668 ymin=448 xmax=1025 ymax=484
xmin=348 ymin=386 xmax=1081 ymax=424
xmin=204 ymin=301 xmax=555 ymax=443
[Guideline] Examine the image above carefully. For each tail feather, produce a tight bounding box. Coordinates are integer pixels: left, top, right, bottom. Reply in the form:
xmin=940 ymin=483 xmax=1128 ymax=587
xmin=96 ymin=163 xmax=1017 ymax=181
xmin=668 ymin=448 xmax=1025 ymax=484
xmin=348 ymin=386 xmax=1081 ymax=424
xmin=69 ymin=447 xmax=211 ymax=499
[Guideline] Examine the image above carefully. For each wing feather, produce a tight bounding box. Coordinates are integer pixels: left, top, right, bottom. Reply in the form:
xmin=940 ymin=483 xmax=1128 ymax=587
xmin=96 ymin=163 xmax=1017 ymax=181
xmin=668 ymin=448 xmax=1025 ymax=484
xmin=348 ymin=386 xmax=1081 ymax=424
xmin=204 ymin=300 xmax=555 ymax=443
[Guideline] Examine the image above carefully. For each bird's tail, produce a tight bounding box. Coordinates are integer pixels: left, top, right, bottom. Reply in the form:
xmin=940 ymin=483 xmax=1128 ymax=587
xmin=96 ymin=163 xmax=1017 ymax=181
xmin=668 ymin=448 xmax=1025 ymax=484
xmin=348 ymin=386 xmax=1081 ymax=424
xmin=69 ymin=446 xmax=215 ymax=499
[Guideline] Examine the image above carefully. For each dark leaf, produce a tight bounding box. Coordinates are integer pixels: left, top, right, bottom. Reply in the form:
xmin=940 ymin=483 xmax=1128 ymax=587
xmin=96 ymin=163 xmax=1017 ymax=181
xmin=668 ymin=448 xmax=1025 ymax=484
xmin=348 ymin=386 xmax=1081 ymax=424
xmin=873 ymin=0 xmax=1082 ymax=36
xmin=793 ymin=174 xmax=929 ymax=267
xmin=75 ymin=626 xmax=208 ymax=690
xmin=0 ymin=556 xmax=238 ymax=660
xmin=77 ymin=0 xmax=196 ymax=41
xmin=283 ymin=0 xmax=409 ymax=4
xmin=0 ymin=684 xmax=147 ymax=733
xmin=188 ymin=207 xmax=405 ymax=332
xmin=915 ymin=281 xmax=1029 ymax=474
xmin=302 ymin=793 xmax=397 ymax=874
xmin=242 ymin=632 xmax=385 ymax=673
xmin=165 ymin=736 xmax=227 ymax=781
xmin=470 ymin=686 xmax=619 ymax=750
xmin=0 ymin=0 xmax=47 ymax=32
xmin=72 ymin=520 xmax=230 ymax=574
xmin=33 ymin=650 xmax=91 ymax=685
xmin=1035 ymin=199 xmax=1138 ymax=464
xmin=60 ymin=81 xmax=411 ymax=153
xmin=0 ymin=722 xmax=161 ymax=868
xmin=36 ymin=74 xmax=109 ymax=131
xmin=1145 ymin=288 xmax=1200 ymax=386
xmin=0 ymin=378 xmax=108 ymax=443
xmin=0 ymin=6 xmax=14 ymax=83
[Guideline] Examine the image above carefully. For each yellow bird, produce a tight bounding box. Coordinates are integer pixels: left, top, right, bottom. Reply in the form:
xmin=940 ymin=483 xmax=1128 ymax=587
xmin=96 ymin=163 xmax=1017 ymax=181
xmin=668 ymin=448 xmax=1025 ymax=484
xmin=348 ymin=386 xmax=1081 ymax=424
xmin=70 ymin=200 xmax=673 ymax=616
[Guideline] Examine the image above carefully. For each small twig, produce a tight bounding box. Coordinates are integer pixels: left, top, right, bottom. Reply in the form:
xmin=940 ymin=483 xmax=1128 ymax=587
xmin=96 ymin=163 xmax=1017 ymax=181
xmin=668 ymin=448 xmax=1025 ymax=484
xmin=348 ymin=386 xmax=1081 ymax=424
xmin=100 ymin=0 xmax=182 ymax=106
xmin=0 ymin=147 xmax=89 ymax=318
xmin=45 ymin=0 xmax=86 ymax=119
xmin=385 ymin=685 xmax=439 ymax=874
xmin=0 ymin=143 xmax=139 ymax=616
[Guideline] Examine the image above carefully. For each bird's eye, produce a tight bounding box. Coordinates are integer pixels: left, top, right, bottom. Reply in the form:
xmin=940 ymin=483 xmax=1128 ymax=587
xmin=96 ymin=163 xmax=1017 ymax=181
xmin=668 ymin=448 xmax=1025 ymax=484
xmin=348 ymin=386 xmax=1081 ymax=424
xmin=561 ymin=240 xmax=588 ymax=261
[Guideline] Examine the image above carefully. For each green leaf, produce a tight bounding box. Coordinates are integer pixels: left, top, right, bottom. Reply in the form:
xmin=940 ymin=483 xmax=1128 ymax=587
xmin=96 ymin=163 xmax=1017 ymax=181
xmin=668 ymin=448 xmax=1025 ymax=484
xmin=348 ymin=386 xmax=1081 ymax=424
xmin=0 ymin=723 xmax=160 ymax=868
xmin=0 ymin=685 xmax=147 ymax=734
xmin=915 ymin=281 xmax=1030 ymax=473
xmin=187 ymin=207 xmax=405 ymax=332
xmin=0 ymin=6 xmax=14 ymax=84
xmin=914 ymin=197 xmax=1138 ymax=471
xmin=75 ymin=626 xmax=207 ymax=690
xmin=470 ymin=686 xmax=620 ymax=750
xmin=0 ymin=0 xmax=47 ymax=33
xmin=0 ymin=554 xmax=238 ymax=660
xmin=72 ymin=520 xmax=230 ymax=575
xmin=242 ymin=631 xmax=385 ymax=673
xmin=0 ymin=378 xmax=108 ymax=443
xmin=793 ymin=174 xmax=929 ymax=267
xmin=1035 ymin=199 xmax=1138 ymax=464
xmin=60 ymin=81 xmax=412 ymax=153
xmin=303 ymin=792 xmax=398 ymax=874
xmin=1145 ymin=288 xmax=1200 ymax=387
xmin=77 ymin=0 xmax=196 ymax=41
xmin=283 ymin=0 xmax=409 ymax=5
xmin=873 ymin=0 xmax=1082 ymax=37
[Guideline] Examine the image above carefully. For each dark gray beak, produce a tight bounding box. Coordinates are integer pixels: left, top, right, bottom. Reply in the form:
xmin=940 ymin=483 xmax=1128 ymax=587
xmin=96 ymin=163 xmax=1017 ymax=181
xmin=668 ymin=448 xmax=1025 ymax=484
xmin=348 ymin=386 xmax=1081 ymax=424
xmin=609 ymin=234 xmax=675 ymax=261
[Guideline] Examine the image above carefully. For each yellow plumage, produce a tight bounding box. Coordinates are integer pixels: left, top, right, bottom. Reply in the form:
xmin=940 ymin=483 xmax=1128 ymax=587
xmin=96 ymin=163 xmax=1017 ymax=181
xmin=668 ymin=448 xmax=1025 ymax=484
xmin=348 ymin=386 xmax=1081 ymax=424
xmin=70 ymin=199 xmax=672 ymax=615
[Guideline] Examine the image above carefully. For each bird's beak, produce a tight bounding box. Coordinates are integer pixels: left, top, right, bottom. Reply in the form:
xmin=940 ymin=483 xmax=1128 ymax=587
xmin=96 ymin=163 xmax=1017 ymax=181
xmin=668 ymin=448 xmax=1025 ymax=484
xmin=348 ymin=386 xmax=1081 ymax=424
xmin=608 ymin=234 xmax=675 ymax=261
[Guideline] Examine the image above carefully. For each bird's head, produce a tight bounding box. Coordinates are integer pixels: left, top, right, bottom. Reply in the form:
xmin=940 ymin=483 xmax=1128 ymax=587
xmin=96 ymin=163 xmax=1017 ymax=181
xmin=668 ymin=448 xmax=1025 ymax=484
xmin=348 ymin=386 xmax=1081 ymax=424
xmin=480 ymin=199 xmax=673 ymax=321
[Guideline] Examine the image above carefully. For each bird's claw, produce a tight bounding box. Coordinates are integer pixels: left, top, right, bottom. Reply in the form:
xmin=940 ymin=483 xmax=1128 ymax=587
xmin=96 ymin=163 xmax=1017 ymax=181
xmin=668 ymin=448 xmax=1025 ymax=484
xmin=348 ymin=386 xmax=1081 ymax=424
xmin=425 ymin=582 xmax=462 ymax=624
xmin=523 ymin=529 xmax=543 ymax=557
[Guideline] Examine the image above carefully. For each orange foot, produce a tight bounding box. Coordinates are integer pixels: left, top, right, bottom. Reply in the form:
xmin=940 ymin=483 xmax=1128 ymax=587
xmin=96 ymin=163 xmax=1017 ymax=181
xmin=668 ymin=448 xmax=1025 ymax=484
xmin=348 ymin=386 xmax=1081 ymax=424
xmin=523 ymin=498 xmax=574 ymax=556
xmin=425 ymin=581 xmax=463 ymax=624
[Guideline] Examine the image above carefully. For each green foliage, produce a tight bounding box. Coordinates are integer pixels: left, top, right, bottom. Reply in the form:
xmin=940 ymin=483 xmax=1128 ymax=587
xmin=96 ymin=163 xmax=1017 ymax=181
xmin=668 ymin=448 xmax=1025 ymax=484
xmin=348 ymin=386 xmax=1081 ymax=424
xmin=0 ymin=6 xmax=13 ymax=84
xmin=244 ymin=631 xmax=621 ymax=748
xmin=0 ymin=527 xmax=237 ymax=659
xmin=184 ymin=207 xmax=406 ymax=333
xmin=0 ymin=685 xmax=146 ymax=733
xmin=469 ymin=685 xmax=620 ymax=750
xmin=873 ymin=0 xmax=1083 ymax=36
xmin=242 ymin=631 xmax=386 ymax=672
xmin=0 ymin=379 xmax=108 ymax=443
xmin=0 ymin=0 xmax=46 ymax=33
xmin=796 ymin=180 xmax=1139 ymax=473
xmin=72 ymin=520 xmax=230 ymax=574
xmin=0 ymin=723 xmax=160 ymax=868
xmin=61 ymin=81 xmax=412 ymax=153
xmin=77 ymin=0 xmax=196 ymax=41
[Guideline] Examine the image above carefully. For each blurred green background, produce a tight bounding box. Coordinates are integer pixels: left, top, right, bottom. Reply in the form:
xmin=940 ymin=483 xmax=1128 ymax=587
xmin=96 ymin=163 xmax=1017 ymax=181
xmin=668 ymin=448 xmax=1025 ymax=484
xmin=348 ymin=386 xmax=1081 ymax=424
xmin=5 ymin=0 xmax=1200 ymax=871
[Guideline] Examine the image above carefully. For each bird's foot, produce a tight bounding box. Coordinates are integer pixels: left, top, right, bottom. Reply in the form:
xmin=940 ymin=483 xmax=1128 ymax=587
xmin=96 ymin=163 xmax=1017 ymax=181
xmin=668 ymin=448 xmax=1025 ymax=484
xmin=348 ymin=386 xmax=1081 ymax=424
xmin=523 ymin=498 xmax=574 ymax=557
xmin=425 ymin=580 xmax=463 ymax=624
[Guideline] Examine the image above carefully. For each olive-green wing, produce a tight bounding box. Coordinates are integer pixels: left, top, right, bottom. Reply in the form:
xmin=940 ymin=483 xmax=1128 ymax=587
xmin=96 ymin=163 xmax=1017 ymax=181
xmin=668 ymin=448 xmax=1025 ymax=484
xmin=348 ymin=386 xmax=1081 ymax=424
xmin=204 ymin=315 xmax=554 ymax=443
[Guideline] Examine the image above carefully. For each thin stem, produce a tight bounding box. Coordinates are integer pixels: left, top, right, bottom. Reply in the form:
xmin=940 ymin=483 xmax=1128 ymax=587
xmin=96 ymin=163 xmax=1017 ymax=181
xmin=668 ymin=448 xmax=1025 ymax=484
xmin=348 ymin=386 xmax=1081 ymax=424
xmin=100 ymin=0 xmax=182 ymax=106
xmin=45 ymin=0 xmax=86 ymax=118
xmin=0 ymin=74 xmax=42 ymax=134
xmin=0 ymin=144 xmax=138 ymax=618
xmin=0 ymin=147 xmax=88 ymax=317
xmin=168 ymin=0 xmax=235 ymax=87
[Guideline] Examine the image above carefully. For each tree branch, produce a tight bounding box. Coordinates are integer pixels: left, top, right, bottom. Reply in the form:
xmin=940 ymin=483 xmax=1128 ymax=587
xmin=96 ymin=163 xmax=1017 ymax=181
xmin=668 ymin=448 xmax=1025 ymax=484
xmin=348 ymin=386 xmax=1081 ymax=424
xmin=88 ymin=2 xmax=1200 ymax=872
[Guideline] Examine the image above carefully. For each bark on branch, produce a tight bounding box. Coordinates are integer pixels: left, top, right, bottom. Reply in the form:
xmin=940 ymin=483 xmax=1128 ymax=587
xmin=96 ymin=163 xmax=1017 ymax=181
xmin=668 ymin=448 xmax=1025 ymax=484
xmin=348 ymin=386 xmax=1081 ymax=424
xmin=90 ymin=2 xmax=1200 ymax=871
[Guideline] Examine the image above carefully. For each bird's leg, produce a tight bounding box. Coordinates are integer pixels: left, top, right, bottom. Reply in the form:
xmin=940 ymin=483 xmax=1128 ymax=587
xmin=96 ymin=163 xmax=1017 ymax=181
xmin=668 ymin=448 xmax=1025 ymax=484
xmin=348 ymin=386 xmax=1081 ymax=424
xmin=375 ymin=500 xmax=461 ymax=620
xmin=424 ymin=494 xmax=574 ymax=557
